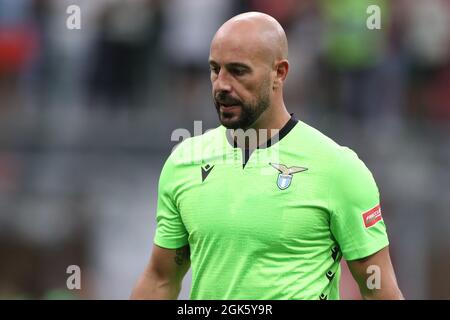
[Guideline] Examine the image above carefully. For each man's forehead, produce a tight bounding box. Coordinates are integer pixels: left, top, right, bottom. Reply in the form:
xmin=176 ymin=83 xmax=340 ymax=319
xmin=210 ymin=31 xmax=270 ymax=66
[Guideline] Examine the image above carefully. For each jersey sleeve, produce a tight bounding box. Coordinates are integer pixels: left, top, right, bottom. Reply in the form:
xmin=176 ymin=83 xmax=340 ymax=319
xmin=329 ymin=147 xmax=389 ymax=261
xmin=153 ymin=156 xmax=189 ymax=249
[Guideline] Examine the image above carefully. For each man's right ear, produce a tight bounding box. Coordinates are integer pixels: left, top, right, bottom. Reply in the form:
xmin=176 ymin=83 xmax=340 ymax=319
xmin=273 ymin=60 xmax=289 ymax=89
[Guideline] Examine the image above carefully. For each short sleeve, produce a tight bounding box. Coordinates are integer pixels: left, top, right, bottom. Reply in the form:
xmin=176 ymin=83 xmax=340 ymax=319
xmin=153 ymin=156 xmax=189 ymax=249
xmin=329 ymin=147 xmax=389 ymax=261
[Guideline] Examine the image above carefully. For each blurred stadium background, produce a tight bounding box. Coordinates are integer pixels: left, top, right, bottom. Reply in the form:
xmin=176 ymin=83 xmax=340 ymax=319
xmin=0 ymin=0 xmax=449 ymax=299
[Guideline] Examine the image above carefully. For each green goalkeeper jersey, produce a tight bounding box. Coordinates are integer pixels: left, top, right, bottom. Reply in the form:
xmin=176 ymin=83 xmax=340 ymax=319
xmin=154 ymin=116 xmax=389 ymax=300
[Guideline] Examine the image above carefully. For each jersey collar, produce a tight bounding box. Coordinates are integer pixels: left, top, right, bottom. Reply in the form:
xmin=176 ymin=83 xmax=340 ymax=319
xmin=225 ymin=113 xmax=299 ymax=150
xmin=224 ymin=114 xmax=299 ymax=168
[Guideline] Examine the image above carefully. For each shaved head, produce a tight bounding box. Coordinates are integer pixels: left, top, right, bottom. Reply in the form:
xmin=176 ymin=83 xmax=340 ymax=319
xmin=213 ymin=12 xmax=288 ymax=66
xmin=209 ymin=12 xmax=290 ymax=130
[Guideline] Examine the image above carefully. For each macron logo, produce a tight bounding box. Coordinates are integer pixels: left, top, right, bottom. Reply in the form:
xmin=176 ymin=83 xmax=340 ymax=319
xmin=201 ymin=164 xmax=214 ymax=182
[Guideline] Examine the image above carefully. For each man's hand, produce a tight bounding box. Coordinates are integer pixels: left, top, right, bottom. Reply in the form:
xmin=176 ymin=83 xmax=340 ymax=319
xmin=347 ymin=246 xmax=404 ymax=300
xmin=130 ymin=244 xmax=190 ymax=300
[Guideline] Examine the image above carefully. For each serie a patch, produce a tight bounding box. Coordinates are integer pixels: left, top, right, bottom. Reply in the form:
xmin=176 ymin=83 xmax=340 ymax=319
xmin=362 ymin=204 xmax=382 ymax=228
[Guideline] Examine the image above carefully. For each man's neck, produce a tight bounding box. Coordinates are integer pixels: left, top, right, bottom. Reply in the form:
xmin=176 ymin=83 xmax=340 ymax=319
xmin=232 ymin=105 xmax=291 ymax=149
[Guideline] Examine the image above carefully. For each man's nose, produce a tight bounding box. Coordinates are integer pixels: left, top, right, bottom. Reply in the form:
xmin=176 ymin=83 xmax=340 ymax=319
xmin=214 ymin=70 xmax=232 ymax=93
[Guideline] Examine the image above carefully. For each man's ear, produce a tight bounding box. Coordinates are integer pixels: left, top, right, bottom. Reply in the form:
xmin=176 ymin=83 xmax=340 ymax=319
xmin=273 ymin=60 xmax=289 ymax=89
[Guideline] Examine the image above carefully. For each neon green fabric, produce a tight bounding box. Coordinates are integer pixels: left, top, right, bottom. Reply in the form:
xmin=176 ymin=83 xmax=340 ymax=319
xmin=154 ymin=118 xmax=389 ymax=299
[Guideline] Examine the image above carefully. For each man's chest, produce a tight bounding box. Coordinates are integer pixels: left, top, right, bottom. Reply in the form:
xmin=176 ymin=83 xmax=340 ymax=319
xmin=175 ymin=153 xmax=332 ymax=245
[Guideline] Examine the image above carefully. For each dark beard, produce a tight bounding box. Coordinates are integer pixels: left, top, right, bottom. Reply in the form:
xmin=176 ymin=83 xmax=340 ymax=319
xmin=214 ymin=92 xmax=270 ymax=130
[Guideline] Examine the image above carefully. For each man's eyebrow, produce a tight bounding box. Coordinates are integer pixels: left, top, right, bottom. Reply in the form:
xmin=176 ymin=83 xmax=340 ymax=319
xmin=226 ymin=62 xmax=251 ymax=70
xmin=208 ymin=60 xmax=251 ymax=69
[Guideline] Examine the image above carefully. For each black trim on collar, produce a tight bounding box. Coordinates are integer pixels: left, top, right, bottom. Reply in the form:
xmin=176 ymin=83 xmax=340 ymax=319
xmin=225 ymin=113 xmax=299 ymax=168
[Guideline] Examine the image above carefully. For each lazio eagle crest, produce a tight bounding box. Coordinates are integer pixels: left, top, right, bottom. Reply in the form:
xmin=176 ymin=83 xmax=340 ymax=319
xmin=269 ymin=163 xmax=308 ymax=190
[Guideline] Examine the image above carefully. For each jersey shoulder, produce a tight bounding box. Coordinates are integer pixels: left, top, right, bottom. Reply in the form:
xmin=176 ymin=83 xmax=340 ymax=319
xmin=300 ymin=120 xmax=377 ymax=181
xmin=291 ymin=120 xmax=352 ymax=157
xmin=166 ymin=125 xmax=227 ymax=167
xmin=291 ymin=120 xmax=371 ymax=175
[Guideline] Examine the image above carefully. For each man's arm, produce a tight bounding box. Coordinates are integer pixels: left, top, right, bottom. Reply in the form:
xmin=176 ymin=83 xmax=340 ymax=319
xmin=130 ymin=244 xmax=190 ymax=299
xmin=346 ymin=246 xmax=404 ymax=300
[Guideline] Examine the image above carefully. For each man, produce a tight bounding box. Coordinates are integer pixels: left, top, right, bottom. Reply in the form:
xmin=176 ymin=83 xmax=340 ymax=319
xmin=131 ymin=12 xmax=403 ymax=300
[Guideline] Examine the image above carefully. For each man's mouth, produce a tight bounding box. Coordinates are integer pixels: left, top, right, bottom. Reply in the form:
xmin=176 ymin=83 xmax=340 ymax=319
xmin=218 ymin=100 xmax=241 ymax=111
xmin=220 ymin=104 xmax=240 ymax=110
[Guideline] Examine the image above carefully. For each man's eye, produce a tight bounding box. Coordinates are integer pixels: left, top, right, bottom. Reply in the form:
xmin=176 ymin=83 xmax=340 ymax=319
xmin=210 ymin=66 xmax=219 ymax=74
xmin=232 ymin=68 xmax=246 ymax=76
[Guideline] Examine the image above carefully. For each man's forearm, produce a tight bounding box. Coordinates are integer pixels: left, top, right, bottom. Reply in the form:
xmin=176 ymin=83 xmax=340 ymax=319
xmin=130 ymin=273 xmax=181 ymax=300
xmin=360 ymin=286 xmax=404 ymax=300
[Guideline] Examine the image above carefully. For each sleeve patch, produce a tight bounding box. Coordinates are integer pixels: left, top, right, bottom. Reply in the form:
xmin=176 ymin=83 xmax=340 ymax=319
xmin=362 ymin=204 xmax=382 ymax=228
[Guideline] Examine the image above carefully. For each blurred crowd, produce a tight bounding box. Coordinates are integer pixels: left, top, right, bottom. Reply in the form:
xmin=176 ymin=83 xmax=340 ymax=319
xmin=0 ymin=0 xmax=449 ymax=299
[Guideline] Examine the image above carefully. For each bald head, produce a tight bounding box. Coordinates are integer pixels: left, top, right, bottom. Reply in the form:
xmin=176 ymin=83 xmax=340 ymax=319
xmin=212 ymin=12 xmax=288 ymax=66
